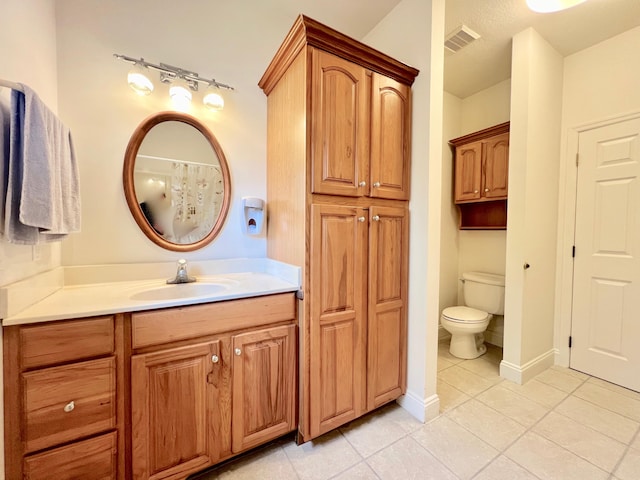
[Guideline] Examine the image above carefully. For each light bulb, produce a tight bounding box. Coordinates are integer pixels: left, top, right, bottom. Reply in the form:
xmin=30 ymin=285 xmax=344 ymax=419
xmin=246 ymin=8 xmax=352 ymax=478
xmin=526 ymin=0 xmax=588 ymax=13
xmin=169 ymin=77 xmax=192 ymax=109
xmin=203 ymin=85 xmax=224 ymax=111
xmin=127 ymin=63 xmax=154 ymax=96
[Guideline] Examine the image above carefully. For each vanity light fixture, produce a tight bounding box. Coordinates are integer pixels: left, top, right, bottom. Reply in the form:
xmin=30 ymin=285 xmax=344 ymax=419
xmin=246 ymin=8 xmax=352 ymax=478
xmin=114 ymin=54 xmax=234 ymax=110
xmin=526 ymin=0 xmax=588 ymax=13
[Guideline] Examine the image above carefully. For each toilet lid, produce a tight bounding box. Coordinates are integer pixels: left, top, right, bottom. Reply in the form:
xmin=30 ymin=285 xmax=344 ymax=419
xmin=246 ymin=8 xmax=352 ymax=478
xmin=442 ymin=306 xmax=489 ymax=323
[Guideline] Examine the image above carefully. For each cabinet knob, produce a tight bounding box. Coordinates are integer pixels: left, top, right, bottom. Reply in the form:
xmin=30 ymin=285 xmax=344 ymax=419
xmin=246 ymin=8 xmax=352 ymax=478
xmin=485 ymin=188 xmax=490 ymax=192
xmin=211 ymin=354 xmax=219 ymax=363
xmin=474 ymin=190 xmax=479 ymax=193
xmin=372 ymin=215 xmax=380 ymax=222
xmin=63 ymin=401 xmax=75 ymax=413
xmin=359 ymin=181 xmax=366 ymax=187
xmin=358 ymin=216 xmax=366 ymax=223
xmin=373 ymin=182 xmax=381 ymax=188
xmin=234 ymin=348 xmax=242 ymax=356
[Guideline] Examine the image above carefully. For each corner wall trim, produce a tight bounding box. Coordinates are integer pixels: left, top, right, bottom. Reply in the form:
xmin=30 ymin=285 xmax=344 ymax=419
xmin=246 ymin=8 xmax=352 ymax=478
xmin=397 ymin=390 xmax=440 ymax=423
xmin=500 ymin=348 xmax=555 ymax=384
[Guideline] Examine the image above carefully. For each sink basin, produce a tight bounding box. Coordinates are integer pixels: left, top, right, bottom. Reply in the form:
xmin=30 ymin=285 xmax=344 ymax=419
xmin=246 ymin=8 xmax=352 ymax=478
xmin=129 ymin=282 xmax=230 ymax=301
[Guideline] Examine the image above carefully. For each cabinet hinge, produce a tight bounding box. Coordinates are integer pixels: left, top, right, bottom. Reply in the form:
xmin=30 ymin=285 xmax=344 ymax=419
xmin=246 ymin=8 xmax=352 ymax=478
xmin=569 ymin=336 xmax=572 ymax=348
xmin=576 ymin=153 xmax=579 ymax=167
xmin=572 ymin=245 xmax=576 ymax=258
xmin=296 ymin=289 xmax=304 ymax=300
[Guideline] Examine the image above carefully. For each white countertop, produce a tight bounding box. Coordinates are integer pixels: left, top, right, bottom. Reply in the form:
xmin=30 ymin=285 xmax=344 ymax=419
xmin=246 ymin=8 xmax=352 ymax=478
xmin=1 ymin=258 xmax=301 ymax=326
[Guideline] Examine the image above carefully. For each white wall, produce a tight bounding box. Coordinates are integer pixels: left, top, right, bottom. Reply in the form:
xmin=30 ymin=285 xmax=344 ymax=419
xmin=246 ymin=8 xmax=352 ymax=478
xmin=54 ymin=0 xmax=317 ymax=267
xmin=439 ymin=92 xmax=461 ymax=316
xmin=365 ymin=0 xmax=444 ymax=422
xmin=0 ymin=0 xmax=60 ymax=287
xmin=555 ymin=26 xmax=640 ymax=365
xmin=502 ymin=28 xmax=563 ymax=382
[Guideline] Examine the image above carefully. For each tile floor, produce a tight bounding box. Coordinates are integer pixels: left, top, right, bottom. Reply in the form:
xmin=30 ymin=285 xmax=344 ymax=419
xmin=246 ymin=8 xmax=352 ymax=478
xmin=194 ymin=339 xmax=640 ymax=480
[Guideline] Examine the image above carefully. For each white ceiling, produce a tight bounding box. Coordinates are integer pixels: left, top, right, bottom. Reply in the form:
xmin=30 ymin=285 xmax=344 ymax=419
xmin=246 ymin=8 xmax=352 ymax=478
xmin=444 ymin=0 xmax=640 ymax=98
xmin=265 ymin=0 xmax=640 ymax=99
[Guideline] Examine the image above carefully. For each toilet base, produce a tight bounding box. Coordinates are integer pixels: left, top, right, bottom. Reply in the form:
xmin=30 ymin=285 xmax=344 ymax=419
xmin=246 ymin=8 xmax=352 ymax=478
xmin=449 ymin=333 xmax=487 ymax=360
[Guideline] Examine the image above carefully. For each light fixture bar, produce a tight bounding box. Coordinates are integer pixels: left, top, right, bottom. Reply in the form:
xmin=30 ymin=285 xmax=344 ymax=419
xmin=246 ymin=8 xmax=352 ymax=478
xmin=113 ymin=54 xmax=234 ymax=91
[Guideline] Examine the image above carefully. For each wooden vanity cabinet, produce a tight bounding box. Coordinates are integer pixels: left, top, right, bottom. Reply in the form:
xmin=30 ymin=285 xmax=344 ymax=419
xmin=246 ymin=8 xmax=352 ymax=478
xmin=260 ymin=15 xmax=417 ymax=442
xmin=3 ymin=315 xmax=124 ymax=480
xmin=130 ymin=293 xmax=297 ymax=480
xmin=450 ymin=122 xmax=510 ymax=229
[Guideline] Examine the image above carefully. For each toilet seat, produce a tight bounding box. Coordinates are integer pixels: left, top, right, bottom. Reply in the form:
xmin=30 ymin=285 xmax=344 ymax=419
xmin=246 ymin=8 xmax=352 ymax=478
xmin=442 ymin=306 xmax=489 ymax=324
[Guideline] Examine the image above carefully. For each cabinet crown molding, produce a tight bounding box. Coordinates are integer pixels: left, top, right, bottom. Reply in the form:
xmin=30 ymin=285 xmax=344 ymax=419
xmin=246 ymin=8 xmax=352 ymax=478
xmin=258 ymin=14 xmax=419 ymax=95
xmin=449 ymin=121 xmax=510 ymax=147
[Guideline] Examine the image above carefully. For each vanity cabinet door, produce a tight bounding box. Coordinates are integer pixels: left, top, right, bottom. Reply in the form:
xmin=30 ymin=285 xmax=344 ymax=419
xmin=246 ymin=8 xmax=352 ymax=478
xmin=483 ymin=132 xmax=509 ymax=199
xmin=231 ymin=325 xmax=296 ymax=453
xmin=131 ymin=341 xmax=222 ymax=480
xmin=311 ymin=49 xmax=370 ymax=197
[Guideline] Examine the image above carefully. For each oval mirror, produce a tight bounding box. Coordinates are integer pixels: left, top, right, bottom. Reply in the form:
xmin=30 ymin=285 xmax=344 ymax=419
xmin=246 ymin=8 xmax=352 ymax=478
xmin=123 ymin=112 xmax=231 ymax=252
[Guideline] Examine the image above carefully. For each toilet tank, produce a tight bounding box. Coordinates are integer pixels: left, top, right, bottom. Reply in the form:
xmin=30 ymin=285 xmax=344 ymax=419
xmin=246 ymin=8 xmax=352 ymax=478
xmin=462 ymin=272 xmax=505 ymax=315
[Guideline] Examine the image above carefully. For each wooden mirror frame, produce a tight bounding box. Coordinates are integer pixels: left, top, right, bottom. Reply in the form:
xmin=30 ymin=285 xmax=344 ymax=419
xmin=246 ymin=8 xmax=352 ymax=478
xmin=123 ymin=112 xmax=231 ymax=252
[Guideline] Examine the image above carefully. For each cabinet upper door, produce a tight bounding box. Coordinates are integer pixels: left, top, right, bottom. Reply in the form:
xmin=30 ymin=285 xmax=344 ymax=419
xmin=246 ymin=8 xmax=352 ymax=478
xmin=131 ymin=341 xmax=221 ymax=480
xmin=309 ymin=204 xmax=367 ymax=438
xmin=454 ymin=141 xmax=483 ymax=202
xmin=311 ymin=49 xmax=369 ymax=197
xmin=483 ymin=132 xmax=509 ymax=199
xmin=367 ymin=206 xmax=408 ymax=410
xmin=370 ymin=74 xmax=412 ymax=200
xmin=231 ymin=325 xmax=296 ymax=453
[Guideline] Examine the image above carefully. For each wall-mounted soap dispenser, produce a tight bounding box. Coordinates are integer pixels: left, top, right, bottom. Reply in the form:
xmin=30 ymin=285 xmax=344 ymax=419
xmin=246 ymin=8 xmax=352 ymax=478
xmin=242 ymin=197 xmax=265 ymax=235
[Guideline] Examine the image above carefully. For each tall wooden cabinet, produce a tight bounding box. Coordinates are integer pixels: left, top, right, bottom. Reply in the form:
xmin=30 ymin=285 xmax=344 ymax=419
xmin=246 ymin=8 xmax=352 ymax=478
xmin=259 ymin=15 xmax=418 ymax=442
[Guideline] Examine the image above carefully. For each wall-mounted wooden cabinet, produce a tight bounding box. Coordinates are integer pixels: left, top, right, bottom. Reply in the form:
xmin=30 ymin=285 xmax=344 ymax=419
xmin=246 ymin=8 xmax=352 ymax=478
xmin=259 ymin=15 xmax=417 ymax=442
xmin=450 ymin=122 xmax=510 ymax=229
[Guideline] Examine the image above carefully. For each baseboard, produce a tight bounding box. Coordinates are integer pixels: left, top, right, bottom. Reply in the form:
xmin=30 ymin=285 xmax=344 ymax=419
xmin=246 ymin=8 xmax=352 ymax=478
xmin=397 ymin=390 xmax=440 ymax=423
xmin=500 ymin=348 xmax=555 ymax=384
xmin=484 ymin=330 xmax=503 ymax=348
xmin=438 ymin=325 xmax=451 ymax=342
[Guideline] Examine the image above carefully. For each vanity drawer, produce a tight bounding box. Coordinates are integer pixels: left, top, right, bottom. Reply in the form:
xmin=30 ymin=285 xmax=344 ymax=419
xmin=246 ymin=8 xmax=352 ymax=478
xmin=132 ymin=293 xmax=296 ymax=348
xmin=24 ymin=431 xmax=117 ymax=480
xmin=20 ymin=316 xmax=115 ymax=369
xmin=23 ymin=357 xmax=116 ymax=453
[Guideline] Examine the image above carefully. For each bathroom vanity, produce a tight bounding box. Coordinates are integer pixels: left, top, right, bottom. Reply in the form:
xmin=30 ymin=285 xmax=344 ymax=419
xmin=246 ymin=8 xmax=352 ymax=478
xmin=1 ymin=261 xmax=300 ymax=480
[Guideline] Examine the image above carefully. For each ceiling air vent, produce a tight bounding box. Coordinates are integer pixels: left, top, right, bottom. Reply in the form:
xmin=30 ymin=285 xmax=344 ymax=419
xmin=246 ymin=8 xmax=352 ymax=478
xmin=445 ymin=25 xmax=481 ymax=53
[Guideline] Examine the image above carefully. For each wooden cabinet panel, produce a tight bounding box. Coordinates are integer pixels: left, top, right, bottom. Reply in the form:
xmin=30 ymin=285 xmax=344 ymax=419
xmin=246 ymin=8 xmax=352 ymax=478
xmin=231 ymin=325 xmax=296 ymax=453
xmin=367 ymin=206 xmax=408 ymax=409
xmin=454 ymin=142 xmax=483 ymax=202
xmin=131 ymin=342 xmax=221 ymax=480
xmin=483 ymin=132 xmax=509 ymax=199
xmin=309 ymin=204 xmax=367 ymax=436
xmin=132 ymin=293 xmax=295 ymax=349
xmin=24 ymin=431 xmax=117 ymax=480
xmin=370 ymin=74 xmax=411 ymax=200
xmin=23 ymin=357 xmax=116 ymax=453
xmin=20 ymin=316 xmax=114 ymax=369
xmin=311 ymin=49 xmax=369 ymax=197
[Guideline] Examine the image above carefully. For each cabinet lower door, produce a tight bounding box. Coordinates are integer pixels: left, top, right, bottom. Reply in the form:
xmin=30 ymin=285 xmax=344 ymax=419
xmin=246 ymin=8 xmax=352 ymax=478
xmin=231 ymin=325 xmax=296 ymax=452
xmin=367 ymin=206 xmax=408 ymax=410
xmin=131 ymin=342 xmax=221 ymax=480
xmin=309 ymin=204 xmax=368 ymax=438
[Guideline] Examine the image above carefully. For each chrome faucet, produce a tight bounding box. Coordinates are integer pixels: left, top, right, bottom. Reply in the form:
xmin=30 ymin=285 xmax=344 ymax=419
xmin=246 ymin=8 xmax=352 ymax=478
xmin=167 ymin=259 xmax=196 ymax=284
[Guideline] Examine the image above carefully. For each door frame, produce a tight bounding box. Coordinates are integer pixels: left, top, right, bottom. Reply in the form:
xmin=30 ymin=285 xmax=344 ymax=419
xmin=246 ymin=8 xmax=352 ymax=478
xmin=554 ymin=110 xmax=640 ymax=367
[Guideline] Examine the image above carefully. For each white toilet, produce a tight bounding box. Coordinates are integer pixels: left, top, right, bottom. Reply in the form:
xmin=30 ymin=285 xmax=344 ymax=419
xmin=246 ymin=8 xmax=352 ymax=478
xmin=441 ymin=272 xmax=505 ymax=359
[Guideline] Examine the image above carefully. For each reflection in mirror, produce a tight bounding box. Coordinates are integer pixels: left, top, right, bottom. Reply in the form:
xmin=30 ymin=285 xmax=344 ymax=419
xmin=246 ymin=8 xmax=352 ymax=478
xmin=123 ymin=112 xmax=231 ymax=252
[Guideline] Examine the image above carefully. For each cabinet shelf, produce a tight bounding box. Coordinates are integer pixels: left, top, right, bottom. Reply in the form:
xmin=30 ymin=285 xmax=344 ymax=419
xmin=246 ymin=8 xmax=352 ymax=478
xmin=457 ymin=200 xmax=507 ymax=230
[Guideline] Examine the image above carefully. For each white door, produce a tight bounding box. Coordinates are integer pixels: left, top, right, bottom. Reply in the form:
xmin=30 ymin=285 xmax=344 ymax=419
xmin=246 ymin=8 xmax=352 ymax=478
xmin=571 ymin=116 xmax=640 ymax=392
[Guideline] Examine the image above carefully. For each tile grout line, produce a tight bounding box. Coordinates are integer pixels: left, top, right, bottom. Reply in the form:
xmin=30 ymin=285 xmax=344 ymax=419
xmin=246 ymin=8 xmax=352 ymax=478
xmin=608 ymin=421 xmax=640 ymax=479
